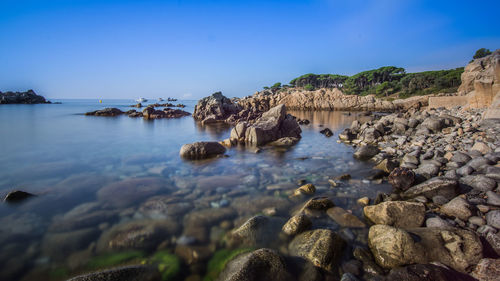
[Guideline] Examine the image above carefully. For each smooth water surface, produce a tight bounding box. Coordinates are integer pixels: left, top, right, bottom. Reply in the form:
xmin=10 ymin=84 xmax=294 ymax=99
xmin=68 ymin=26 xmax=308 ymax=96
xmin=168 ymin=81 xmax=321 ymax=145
xmin=0 ymin=100 xmax=390 ymax=280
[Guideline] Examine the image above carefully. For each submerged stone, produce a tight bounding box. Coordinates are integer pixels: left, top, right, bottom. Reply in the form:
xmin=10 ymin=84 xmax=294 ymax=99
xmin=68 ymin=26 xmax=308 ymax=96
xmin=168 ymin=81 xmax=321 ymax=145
xmin=288 ymin=229 xmax=344 ymax=272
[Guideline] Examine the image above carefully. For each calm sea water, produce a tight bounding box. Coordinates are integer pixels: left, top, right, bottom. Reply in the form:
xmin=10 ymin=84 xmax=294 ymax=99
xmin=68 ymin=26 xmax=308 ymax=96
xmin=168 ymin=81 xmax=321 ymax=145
xmin=0 ymin=100 xmax=390 ymax=280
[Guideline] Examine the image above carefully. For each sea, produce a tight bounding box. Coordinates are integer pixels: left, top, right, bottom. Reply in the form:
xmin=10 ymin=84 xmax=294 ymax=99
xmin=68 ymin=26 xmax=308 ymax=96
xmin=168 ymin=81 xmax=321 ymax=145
xmin=0 ymin=99 xmax=391 ymax=280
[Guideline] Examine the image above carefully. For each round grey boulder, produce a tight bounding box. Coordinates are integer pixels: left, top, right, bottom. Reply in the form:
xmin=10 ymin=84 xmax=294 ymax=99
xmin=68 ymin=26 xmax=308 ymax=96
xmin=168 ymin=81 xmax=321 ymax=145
xmin=180 ymin=141 xmax=226 ymax=159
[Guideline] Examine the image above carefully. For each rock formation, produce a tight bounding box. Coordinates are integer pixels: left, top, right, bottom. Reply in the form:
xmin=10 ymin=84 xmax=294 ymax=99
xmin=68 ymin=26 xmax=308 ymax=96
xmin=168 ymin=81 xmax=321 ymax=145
xmin=193 ymin=91 xmax=242 ymax=124
xmin=237 ymin=88 xmax=398 ymax=112
xmin=229 ymin=104 xmax=301 ymax=146
xmin=0 ymin=90 xmax=50 ymax=104
xmin=430 ymin=49 xmax=500 ymax=118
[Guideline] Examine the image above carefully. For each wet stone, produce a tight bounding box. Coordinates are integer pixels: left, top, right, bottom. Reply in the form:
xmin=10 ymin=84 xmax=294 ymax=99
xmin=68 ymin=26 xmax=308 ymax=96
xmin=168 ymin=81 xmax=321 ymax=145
xmin=217 ymin=248 xmax=292 ymax=281
xmin=288 ymin=229 xmax=345 ymax=272
xmin=97 ymin=220 xmax=180 ymax=252
xmin=229 ymin=215 xmax=285 ymax=247
xmin=363 ymin=201 xmax=425 ymax=228
xmin=327 ymin=207 xmax=366 ymax=228
xmin=97 ymin=177 xmax=167 ymax=208
xmin=282 ymin=213 xmax=312 ymax=236
xmin=3 ymin=190 xmax=35 ymax=203
xmin=67 ymin=265 xmax=161 ymax=281
xmin=353 ymin=145 xmax=380 ymax=161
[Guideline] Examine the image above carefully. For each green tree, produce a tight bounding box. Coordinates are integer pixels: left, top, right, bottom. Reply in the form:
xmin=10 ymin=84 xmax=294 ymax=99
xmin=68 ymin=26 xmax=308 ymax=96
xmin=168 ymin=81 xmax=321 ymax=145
xmin=271 ymin=82 xmax=282 ymax=89
xmin=473 ymin=48 xmax=492 ymax=59
xmin=263 ymin=86 xmax=269 ymax=90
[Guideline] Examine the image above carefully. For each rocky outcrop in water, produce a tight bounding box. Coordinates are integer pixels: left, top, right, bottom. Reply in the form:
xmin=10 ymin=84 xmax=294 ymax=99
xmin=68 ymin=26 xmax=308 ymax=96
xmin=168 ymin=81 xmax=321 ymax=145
xmin=229 ymin=104 xmax=301 ymax=146
xmin=0 ymin=90 xmax=50 ymax=104
xmin=85 ymin=108 xmax=124 ymax=116
xmin=85 ymin=106 xmax=190 ymax=119
xmin=142 ymin=106 xmax=190 ymax=119
xmin=193 ymin=91 xmax=243 ymax=124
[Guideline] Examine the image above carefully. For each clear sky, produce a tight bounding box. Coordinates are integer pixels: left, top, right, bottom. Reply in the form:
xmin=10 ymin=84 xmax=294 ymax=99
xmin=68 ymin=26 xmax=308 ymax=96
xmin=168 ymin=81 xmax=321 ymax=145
xmin=1 ymin=0 xmax=499 ymax=99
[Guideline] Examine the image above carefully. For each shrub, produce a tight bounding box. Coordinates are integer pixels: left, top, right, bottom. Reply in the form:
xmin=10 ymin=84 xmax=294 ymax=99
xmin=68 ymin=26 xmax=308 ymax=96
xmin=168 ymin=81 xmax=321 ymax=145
xmin=473 ymin=48 xmax=492 ymax=59
xmin=304 ymin=84 xmax=315 ymax=91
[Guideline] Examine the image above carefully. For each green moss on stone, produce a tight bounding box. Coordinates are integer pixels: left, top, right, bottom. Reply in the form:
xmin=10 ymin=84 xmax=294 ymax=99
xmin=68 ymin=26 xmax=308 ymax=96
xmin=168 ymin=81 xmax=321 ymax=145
xmin=86 ymin=251 xmax=145 ymax=269
xmin=203 ymin=248 xmax=253 ymax=281
xmin=149 ymin=251 xmax=180 ymax=281
xmin=49 ymin=267 xmax=69 ymax=279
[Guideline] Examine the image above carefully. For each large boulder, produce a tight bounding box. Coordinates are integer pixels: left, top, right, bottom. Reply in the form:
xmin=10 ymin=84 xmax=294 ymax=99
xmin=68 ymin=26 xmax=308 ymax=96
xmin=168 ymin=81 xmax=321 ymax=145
xmin=227 ymin=215 xmax=284 ymax=248
xmin=0 ymin=90 xmax=50 ymax=104
xmin=401 ymin=177 xmax=458 ymax=200
xmin=368 ymin=225 xmax=425 ymax=269
xmin=288 ymin=229 xmax=344 ymax=272
xmin=217 ymin=248 xmax=293 ymax=281
xmin=67 ymin=265 xmax=161 ymax=281
xmin=368 ymin=225 xmax=483 ymax=272
xmin=180 ymin=141 xmax=226 ymax=159
xmin=230 ymin=104 xmax=301 ymax=146
xmin=363 ymin=201 xmax=425 ymax=227
xmin=97 ymin=220 xmax=179 ymax=252
xmin=193 ymin=92 xmax=241 ymax=123
xmin=353 ymin=145 xmax=380 ymax=161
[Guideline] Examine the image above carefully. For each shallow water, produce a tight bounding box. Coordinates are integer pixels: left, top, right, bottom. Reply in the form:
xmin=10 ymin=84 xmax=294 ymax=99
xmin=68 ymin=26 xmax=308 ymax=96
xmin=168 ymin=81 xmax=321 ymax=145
xmin=0 ymin=100 xmax=391 ymax=280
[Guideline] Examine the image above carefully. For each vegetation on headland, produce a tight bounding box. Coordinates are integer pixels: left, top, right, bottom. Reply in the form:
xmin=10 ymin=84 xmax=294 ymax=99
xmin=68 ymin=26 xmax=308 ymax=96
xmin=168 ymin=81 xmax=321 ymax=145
xmin=283 ymin=48 xmax=497 ymax=98
xmin=473 ymin=48 xmax=492 ymax=59
xmin=287 ymin=66 xmax=464 ymax=98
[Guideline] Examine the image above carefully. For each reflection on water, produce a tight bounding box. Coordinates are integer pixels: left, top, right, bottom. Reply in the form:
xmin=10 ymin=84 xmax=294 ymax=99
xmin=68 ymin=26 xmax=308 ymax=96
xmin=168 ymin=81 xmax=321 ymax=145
xmin=289 ymin=110 xmax=373 ymax=132
xmin=194 ymin=121 xmax=232 ymax=139
xmin=0 ymin=101 xmax=390 ymax=281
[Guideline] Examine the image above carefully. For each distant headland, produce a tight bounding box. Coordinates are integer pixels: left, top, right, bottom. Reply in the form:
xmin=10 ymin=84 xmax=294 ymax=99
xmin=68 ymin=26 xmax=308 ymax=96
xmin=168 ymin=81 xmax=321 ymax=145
xmin=0 ymin=89 xmax=51 ymax=104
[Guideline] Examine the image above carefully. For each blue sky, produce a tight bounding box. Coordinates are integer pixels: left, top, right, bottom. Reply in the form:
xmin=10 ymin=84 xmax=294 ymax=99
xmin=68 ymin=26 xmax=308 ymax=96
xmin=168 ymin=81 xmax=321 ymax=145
xmin=0 ymin=0 xmax=499 ymax=99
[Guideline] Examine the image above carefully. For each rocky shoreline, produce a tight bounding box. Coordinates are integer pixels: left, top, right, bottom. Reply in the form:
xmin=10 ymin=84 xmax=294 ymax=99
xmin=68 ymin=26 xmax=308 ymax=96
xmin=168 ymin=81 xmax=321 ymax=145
xmin=335 ymin=106 xmax=500 ymax=280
